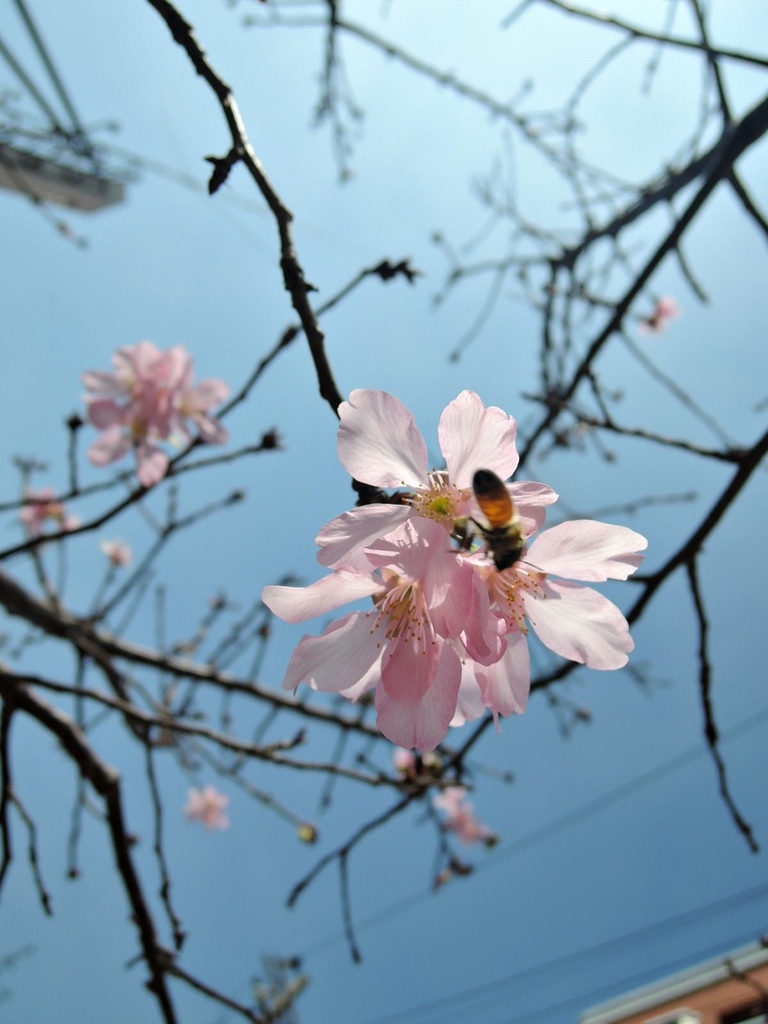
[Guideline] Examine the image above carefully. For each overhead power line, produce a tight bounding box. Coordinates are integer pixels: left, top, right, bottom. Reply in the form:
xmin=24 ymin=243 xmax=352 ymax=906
xmin=491 ymin=930 xmax=768 ymax=1024
xmin=301 ymin=706 xmax=768 ymax=960
xmin=354 ymin=884 xmax=768 ymax=1024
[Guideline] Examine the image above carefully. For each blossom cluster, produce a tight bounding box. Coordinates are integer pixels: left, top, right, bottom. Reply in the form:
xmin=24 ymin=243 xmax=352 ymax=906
xmin=640 ymin=296 xmax=680 ymax=334
xmin=262 ymin=390 xmax=647 ymax=752
xmin=100 ymin=538 xmax=132 ymax=567
xmin=19 ymin=488 xmax=79 ymax=537
xmin=82 ymin=341 xmax=229 ymax=487
xmin=433 ymin=786 xmax=497 ymax=847
xmin=185 ymin=785 xmax=229 ymax=831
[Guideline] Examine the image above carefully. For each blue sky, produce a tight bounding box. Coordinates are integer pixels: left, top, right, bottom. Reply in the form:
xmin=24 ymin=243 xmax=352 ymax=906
xmin=1 ymin=2 xmax=767 ymax=1023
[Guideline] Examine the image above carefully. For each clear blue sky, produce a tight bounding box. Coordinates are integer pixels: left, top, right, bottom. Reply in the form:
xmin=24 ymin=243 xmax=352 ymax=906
xmin=1 ymin=2 xmax=766 ymax=1023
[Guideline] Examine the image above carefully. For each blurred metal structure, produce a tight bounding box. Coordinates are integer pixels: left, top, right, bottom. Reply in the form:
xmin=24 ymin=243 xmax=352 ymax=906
xmin=0 ymin=141 xmax=124 ymax=210
xmin=0 ymin=0 xmax=126 ymax=212
xmin=254 ymin=955 xmax=308 ymax=1024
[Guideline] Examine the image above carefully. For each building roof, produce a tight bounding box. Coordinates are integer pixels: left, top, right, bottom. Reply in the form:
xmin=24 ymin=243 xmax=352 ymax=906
xmin=580 ymin=941 xmax=768 ymax=1024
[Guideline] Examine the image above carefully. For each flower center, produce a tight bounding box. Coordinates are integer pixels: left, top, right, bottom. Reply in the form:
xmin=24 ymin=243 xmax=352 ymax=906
xmin=490 ymin=567 xmax=547 ymax=634
xmin=407 ymin=471 xmax=470 ymax=528
xmin=130 ymin=416 xmax=148 ymax=443
xmin=371 ymin=574 xmax=430 ymax=650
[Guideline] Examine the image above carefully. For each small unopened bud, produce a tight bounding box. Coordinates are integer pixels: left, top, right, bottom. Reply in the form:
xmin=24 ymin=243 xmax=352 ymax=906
xmin=297 ymin=823 xmax=318 ymax=844
xmin=261 ymin=429 xmax=281 ymax=450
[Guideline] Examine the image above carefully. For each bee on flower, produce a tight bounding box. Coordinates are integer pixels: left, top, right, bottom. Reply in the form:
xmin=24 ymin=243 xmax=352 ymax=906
xmin=262 ymin=390 xmax=647 ymax=751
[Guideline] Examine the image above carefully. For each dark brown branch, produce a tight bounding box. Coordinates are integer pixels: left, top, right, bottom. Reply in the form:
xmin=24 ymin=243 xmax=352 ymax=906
xmin=165 ymin=959 xmax=266 ymax=1023
xmin=556 ymin=91 xmax=768 ymax=274
xmin=0 ymin=568 xmax=382 ymax=741
xmin=628 ymin=423 xmax=768 ymax=623
xmin=526 ymin=0 xmax=768 ymax=70
xmin=524 ymin=399 xmax=744 ymax=463
xmin=288 ymin=793 xmax=413 ymax=909
xmin=144 ymin=746 xmax=186 ymax=950
xmin=144 ymin=0 xmax=344 ymax=414
xmin=338 ymin=851 xmax=361 ymax=963
xmin=0 ymin=670 xmax=384 ymax=785
xmin=7 ymin=790 xmax=53 ymax=915
xmin=728 ymin=170 xmax=768 ymax=243
xmin=519 ymin=92 xmax=768 ymax=464
xmin=1 ymin=678 xmax=178 ymax=1024
xmin=0 ymin=705 xmax=13 ymax=898
xmin=686 ymin=559 xmax=757 ymax=853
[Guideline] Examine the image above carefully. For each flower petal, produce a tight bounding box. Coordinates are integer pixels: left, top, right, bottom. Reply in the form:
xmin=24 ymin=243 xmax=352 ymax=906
xmin=82 ymin=371 xmax=122 ymax=396
xmin=282 ymin=612 xmax=380 ymax=693
xmin=524 ymin=579 xmax=633 ymax=669
xmin=316 ymin=504 xmax=412 ymax=571
xmin=476 ymin=631 xmax=530 ymax=717
xmin=510 ymin=481 xmax=559 ymax=508
xmin=380 ymin=610 xmax=440 ymax=702
xmin=376 ymin=641 xmax=461 ymax=750
xmin=338 ymin=650 xmax=384 ymax=702
xmin=450 ymin=661 xmax=488 ymax=727
xmin=511 ymin=480 xmax=559 ymax=537
xmin=87 ymin=398 xmax=125 ymax=430
xmin=423 ymin=548 xmax=479 ymax=640
xmin=135 ymin=443 xmax=169 ymax=487
xmin=88 ymin=427 xmax=132 ymax=467
xmin=262 ymin=569 xmax=380 ymax=623
xmin=527 ymin=520 xmax=647 ymax=581
xmin=457 ymin=572 xmax=504 ymax=665
xmin=192 ymin=412 xmax=228 ymax=445
xmin=186 ymin=377 xmax=229 ymax=410
xmin=364 ymin=517 xmax=443 ymax=579
xmin=438 ymin=391 xmax=518 ymax=488
xmin=337 ymin=389 xmax=428 ymax=488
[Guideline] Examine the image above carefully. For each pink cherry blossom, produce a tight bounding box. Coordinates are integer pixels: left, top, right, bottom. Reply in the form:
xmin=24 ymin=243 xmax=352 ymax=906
xmin=433 ymin=786 xmax=497 ymax=846
xmin=316 ymin=389 xmax=557 ymax=573
xmin=19 ymin=488 xmax=79 ymax=537
xmin=392 ymin=747 xmax=441 ymax=778
xmin=473 ymin=519 xmax=647 ymax=722
xmin=184 ymin=785 xmax=229 ymax=831
xmin=82 ymin=341 xmax=229 ymax=487
xmin=265 ymin=389 xmax=647 ymax=750
xmin=100 ymin=538 xmax=132 ymax=567
xmin=263 ymin=517 xmax=501 ymax=751
xmin=639 ymin=296 xmax=680 ymax=334
xmin=168 ymin=357 xmax=230 ymax=446
xmin=393 ymin=747 xmax=417 ymax=776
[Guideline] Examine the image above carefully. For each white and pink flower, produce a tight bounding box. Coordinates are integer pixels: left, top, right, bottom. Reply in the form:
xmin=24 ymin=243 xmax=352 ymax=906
xmin=19 ymin=488 xmax=79 ymax=537
xmin=262 ymin=390 xmax=647 ymax=751
xmin=640 ymin=296 xmax=680 ymax=334
xmin=264 ymin=517 xmax=500 ymax=751
xmin=82 ymin=341 xmax=229 ymax=487
xmin=316 ymin=389 xmax=557 ymax=572
xmin=100 ymin=538 xmax=132 ymax=567
xmin=433 ymin=786 xmax=497 ymax=846
xmin=471 ymin=519 xmax=646 ymax=721
xmin=184 ymin=785 xmax=229 ymax=831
